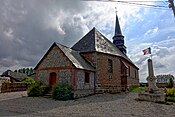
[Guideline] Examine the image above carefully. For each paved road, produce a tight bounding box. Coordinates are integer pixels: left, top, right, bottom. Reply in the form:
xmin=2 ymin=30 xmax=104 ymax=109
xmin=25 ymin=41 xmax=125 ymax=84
xmin=0 ymin=92 xmax=174 ymax=117
xmin=0 ymin=91 xmax=27 ymax=116
xmin=0 ymin=91 xmax=27 ymax=101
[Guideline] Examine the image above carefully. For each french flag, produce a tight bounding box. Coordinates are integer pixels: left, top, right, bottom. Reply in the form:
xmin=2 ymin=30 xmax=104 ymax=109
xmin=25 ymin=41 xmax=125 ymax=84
xmin=143 ymin=47 xmax=151 ymax=55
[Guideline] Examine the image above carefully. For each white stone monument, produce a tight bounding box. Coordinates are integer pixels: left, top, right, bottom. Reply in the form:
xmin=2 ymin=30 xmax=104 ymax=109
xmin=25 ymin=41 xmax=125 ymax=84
xmin=138 ymin=59 xmax=165 ymax=103
xmin=146 ymin=59 xmax=158 ymax=93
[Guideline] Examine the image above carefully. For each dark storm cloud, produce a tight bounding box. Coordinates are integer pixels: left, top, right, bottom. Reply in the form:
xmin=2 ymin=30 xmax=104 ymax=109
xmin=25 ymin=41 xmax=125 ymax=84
xmin=0 ymin=0 xmax=87 ymax=71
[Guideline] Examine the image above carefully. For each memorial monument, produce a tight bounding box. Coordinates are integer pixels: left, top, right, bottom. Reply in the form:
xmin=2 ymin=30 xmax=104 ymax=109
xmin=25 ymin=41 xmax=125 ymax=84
xmin=138 ymin=58 xmax=165 ymax=102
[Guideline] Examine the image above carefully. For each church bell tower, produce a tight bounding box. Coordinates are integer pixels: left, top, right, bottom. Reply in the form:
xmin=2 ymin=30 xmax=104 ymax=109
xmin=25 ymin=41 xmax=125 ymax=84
xmin=112 ymin=12 xmax=126 ymax=55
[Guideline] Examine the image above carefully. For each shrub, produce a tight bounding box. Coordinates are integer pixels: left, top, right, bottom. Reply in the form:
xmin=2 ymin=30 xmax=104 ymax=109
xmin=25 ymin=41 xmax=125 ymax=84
xmin=22 ymin=77 xmax=35 ymax=85
xmin=52 ymin=83 xmax=73 ymax=101
xmin=166 ymin=87 xmax=175 ymax=97
xmin=28 ymin=82 xmax=49 ymax=97
xmin=167 ymin=77 xmax=174 ymax=88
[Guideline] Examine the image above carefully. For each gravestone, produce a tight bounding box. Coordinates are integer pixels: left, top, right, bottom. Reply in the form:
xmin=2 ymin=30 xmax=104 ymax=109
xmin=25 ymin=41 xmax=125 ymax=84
xmin=138 ymin=59 xmax=165 ymax=103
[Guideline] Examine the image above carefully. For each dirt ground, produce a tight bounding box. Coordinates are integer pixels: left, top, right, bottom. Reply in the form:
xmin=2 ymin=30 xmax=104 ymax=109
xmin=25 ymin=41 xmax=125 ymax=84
xmin=0 ymin=92 xmax=175 ymax=117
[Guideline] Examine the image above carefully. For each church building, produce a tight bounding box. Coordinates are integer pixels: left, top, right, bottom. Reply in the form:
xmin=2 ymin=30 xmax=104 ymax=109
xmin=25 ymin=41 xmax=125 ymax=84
xmin=34 ymin=13 xmax=139 ymax=98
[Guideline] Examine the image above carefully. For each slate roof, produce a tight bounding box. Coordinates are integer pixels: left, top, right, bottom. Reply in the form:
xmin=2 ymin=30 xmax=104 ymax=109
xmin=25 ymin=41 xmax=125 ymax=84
xmin=34 ymin=42 xmax=95 ymax=71
xmin=71 ymin=27 xmax=138 ymax=68
xmin=55 ymin=43 xmax=95 ymax=71
xmin=1 ymin=70 xmax=27 ymax=82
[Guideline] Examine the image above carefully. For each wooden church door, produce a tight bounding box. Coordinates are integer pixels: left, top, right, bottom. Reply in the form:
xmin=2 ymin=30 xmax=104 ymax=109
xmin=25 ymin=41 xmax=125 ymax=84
xmin=120 ymin=61 xmax=128 ymax=86
xmin=49 ymin=72 xmax=57 ymax=87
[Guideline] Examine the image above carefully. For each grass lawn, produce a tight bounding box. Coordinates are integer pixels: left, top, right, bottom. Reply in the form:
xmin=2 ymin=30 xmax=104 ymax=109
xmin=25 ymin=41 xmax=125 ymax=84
xmin=130 ymin=86 xmax=145 ymax=93
xmin=166 ymin=96 xmax=175 ymax=102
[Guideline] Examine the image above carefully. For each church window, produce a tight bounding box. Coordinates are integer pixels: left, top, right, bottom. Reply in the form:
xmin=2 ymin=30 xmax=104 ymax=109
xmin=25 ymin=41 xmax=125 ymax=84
xmin=108 ymin=59 xmax=113 ymax=73
xmin=128 ymin=66 xmax=130 ymax=77
xmin=135 ymin=70 xmax=137 ymax=78
xmin=109 ymin=75 xmax=112 ymax=79
xmin=85 ymin=72 xmax=90 ymax=83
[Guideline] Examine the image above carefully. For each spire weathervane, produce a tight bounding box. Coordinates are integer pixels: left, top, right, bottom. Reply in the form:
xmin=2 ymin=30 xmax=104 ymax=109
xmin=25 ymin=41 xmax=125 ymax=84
xmin=115 ymin=7 xmax=117 ymax=14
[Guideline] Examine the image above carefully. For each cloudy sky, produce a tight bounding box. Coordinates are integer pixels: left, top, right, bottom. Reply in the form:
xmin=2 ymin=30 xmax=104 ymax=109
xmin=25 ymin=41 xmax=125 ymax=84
xmin=0 ymin=0 xmax=174 ymax=82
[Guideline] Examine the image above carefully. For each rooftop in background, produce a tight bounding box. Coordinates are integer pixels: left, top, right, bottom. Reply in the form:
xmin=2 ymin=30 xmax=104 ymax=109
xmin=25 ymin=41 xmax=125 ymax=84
xmin=1 ymin=70 xmax=27 ymax=82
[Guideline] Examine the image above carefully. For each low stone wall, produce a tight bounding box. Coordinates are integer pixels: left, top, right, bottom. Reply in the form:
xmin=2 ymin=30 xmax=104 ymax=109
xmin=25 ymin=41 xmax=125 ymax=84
xmin=1 ymin=83 xmax=27 ymax=93
xmin=156 ymin=83 xmax=168 ymax=88
xmin=95 ymin=85 xmax=128 ymax=94
xmin=138 ymin=92 xmax=165 ymax=103
xmin=140 ymin=83 xmax=168 ymax=88
xmin=74 ymin=89 xmax=94 ymax=98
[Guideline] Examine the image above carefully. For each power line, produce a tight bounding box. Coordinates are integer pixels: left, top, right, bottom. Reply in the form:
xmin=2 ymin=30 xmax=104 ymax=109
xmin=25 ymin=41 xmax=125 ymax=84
xmin=82 ymin=0 xmax=168 ymax=2
xmin=117 ymin=1 xmax=169 ymax=10
xmin=82 ymin=0 xmax=170 ymax=10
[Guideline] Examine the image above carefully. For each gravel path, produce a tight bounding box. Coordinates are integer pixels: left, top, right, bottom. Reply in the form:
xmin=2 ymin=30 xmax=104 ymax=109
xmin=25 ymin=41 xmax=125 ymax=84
xmin=0 ymin=93 xmax=174 ymax=117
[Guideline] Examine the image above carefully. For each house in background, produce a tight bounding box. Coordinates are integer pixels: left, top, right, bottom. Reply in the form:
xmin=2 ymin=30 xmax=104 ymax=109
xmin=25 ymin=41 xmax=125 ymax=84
xmin=156 ymin=74 xmax=174 ymax=83
xmin=34 ymin=13 xmax=139 ymax=98
xmin=1 ymin=70 xmax=27 ymax=83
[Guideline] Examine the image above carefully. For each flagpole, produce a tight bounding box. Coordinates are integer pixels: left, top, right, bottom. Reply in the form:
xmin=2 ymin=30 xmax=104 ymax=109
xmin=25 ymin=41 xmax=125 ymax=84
xmin=149 ymin=47 xmax=152 ymax=60
xmin=150 ymin=54 xmax=153 ymax=60
xmin=143 ymin=47 xmax=152 ymax=60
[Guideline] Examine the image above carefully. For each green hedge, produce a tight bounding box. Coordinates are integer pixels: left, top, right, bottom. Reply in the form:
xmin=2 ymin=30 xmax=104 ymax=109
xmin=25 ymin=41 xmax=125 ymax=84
xmin=165 ymin=87 xmax=175 ymax=102
xmin=28 ymin=82 xmax=49 ymax=97
xmin=166 ymin=87 xmax=175 ymax=97
xmin=52 ymin=83 xmax=73 ymax=101
xmin=166 ymin=96 xmax=175 ymax=102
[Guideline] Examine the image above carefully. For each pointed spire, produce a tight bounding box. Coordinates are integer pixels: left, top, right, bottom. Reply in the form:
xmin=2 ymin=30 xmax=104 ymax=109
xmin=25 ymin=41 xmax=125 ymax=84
xmin=114 ymin=11 xmax=122 ymax=36
xmin=112 ymin=11 xmax=127 ymax=55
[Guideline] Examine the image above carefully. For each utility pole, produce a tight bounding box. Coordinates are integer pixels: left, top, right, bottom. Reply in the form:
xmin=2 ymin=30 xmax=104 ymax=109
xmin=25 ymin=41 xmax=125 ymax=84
xmin=168 ymin=0 xmax=175 ymax=17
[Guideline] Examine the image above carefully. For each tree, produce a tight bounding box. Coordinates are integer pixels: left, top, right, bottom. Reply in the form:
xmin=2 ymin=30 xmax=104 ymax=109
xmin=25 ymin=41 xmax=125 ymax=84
xmin=15 ymin=67 xmax=34 ymax=76
xmin=26 ymin=68 xmax=30 ymax=75
xmin=22 ymin=68 xmax=26 ymax=74
xmin=29 ymin=68 xmax=34 ymax=75
xmin=168 ymin=77 xmax=174 ymax=88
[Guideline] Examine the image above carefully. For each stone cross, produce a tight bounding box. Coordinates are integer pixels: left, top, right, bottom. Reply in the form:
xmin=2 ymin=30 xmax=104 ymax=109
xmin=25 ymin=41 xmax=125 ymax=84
xmin=146 ymin=59 xmax=158 ymax=93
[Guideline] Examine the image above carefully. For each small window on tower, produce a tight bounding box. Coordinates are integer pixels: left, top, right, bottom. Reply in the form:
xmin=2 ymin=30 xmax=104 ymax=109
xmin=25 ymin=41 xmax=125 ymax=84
xmin=85 ymin=72 xmax=90 ymax=83
xmin=109 ymin=75 xmax=112 ymax=79
xmin=108 ymin=59 xmax=113 ymax=73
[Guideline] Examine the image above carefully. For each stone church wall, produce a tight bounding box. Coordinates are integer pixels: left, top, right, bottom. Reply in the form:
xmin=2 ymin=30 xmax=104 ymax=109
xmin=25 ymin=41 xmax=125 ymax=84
xmin=122 ymin=60 xmax=139 ymax=86
xmin=38 ymin=46 xmax=72 ymax=69
xmin=74 ymin=69 xmax=95 ymax=98
xmin=36 ymin=45 xmax=73 ymax=85
xmin=95 ymin=52 xmax=122 ymax=93
xmin=58 ymin=70 xmax=71 ymax=85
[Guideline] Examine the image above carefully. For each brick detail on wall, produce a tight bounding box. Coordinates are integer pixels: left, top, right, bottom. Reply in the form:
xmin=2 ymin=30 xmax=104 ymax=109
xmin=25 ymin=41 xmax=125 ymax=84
xmin=96 ymin=53 xmax=121 ymax=86
xmin=81 ymin=52 xmax=140 ymax=93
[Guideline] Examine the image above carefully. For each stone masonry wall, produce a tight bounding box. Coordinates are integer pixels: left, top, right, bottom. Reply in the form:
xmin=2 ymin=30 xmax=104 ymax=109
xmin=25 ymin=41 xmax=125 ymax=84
xmin=38 ymin=46 xmax=71 ymax=69
xmin=95 ymin=52 xmax=122 ymax=93
xmin=37 ymin=70 xmax=49 ymax=85
xmin=59 ymin=70 xmax=71 ymax=85
xmin=81 ymin=52 xmax=139 ymax=93
xmin=81 ymin=52 xmax=96 ymax=67
xmin=36 ymin=45 xmax=95 ymax=98
xmin=74 ymin=70 xmax=95 ymax=98
xmin=36 ymin=45 xmax=73 ymax=85
xmin=121 ymin=59 xmax=139 ymax=86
